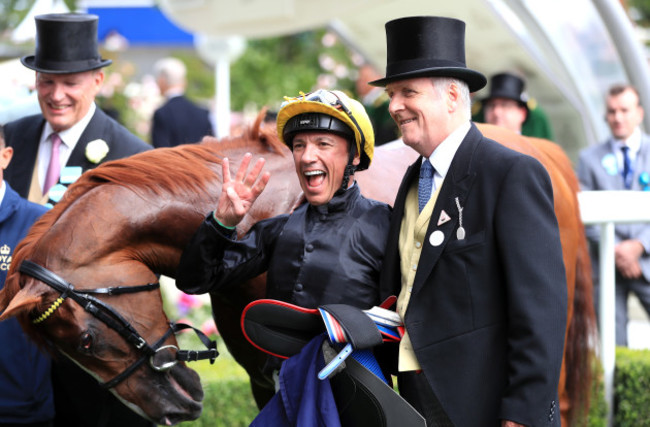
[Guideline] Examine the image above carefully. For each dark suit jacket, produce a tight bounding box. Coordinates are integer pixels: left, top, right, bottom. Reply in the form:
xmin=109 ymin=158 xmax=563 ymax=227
xmin=4 ymin=107 xmax=151 ymax=199
xmin=380 ymin=124 xmax=567 ymax=426
xmin=151 ymin=95 xmax=213 ymax=148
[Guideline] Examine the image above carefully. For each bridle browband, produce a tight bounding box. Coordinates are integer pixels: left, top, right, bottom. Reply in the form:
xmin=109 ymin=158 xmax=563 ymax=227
xmin=19 ymin=260 xmax=219 ymax=389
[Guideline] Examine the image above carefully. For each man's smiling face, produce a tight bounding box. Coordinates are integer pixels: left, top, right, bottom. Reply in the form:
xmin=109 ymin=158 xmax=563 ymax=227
xmin=387 ymin=77 xmax=449 ymax=157
xmin=35 ymin=70 xmax=103 ymax=132
xmin=291 ymin=131 xmax=359 ymax=206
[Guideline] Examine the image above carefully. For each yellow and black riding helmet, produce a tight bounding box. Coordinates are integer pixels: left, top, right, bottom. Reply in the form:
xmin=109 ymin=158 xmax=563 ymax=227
xmin=277 ymin=89 xmax=375 ymax=190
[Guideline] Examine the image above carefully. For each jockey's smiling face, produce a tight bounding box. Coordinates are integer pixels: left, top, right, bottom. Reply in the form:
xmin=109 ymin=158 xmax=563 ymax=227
xmin=291 ymin=131 xmax=360 ymax=206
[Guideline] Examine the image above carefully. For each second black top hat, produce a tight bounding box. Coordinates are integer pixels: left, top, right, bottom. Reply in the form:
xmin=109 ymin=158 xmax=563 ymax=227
xmin=484 ymin=72 xmax=529 ymax=107
xmin=370 ymin=16 xmax=486 ymax=92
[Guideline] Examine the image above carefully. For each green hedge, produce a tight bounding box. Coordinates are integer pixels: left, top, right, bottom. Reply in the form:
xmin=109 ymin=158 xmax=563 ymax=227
xmin=175 ymin=346 xmax=650 ymax=426
xmin=614 ymin=347 xmax=650 ymax=426
xmin=177 ymin=353 xmax=258 ymax=427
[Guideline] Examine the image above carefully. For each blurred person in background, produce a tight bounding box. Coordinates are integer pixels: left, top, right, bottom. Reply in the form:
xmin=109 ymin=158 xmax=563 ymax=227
xmin=473 ymin=71 xmax=554 ymax=140
xmin=151 ymin=57 xmax=214 ymax=148
xmin=578 ymin=83 xmax=650 ymax=347
xmin=482 ymin=72 xmax=529 ymax=134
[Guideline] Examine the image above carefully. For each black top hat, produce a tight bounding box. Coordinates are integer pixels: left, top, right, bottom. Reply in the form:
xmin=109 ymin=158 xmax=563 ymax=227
xmin=21 ymin=13 xmax=112 ymax=74
xmin=483 ymin=72 xmax=529 ymax=108
xmin=369 ymin=16 xmax=486 ymax=92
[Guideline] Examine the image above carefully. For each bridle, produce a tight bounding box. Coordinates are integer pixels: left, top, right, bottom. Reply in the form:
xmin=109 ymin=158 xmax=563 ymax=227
xmin=19 ymin=260 xmax=219 ymax=390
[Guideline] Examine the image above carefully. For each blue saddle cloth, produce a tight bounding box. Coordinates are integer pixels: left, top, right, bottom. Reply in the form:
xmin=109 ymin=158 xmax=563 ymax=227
xmin=250 ymin=334 xmax=341 ymax=427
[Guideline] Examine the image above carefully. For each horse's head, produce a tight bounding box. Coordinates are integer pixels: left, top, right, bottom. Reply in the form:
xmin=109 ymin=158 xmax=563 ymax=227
xmin=0 ymin=208 xmax=206 ymax=425
xmin=0 ymin=113 xmax=302 ymax=424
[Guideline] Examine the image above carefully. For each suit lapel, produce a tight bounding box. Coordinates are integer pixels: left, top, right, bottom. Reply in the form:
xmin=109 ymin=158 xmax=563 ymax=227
xmin=411 ymin=125 xmax=481 ymax=295
xmin=380 ymin=161 xmax=419 ymax=300
xmin=603 ymin=139 xmax=626 ymax=189
xmin=66 ymin=108 xmax=106 ymax=169
xmin=8 ymin=117 xmax=44 ymax=198
xmin=634 ymin=134 xmax=650 ymax=189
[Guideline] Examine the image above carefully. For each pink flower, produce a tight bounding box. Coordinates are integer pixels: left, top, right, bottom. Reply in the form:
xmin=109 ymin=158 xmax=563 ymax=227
xmin=177 ymin=293 xmax=203 ymax=315
xmin=201 ymin=319 xmax=219 ymax=337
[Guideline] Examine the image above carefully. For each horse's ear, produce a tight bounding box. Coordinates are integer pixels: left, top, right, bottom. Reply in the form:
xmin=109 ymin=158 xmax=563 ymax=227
xmin=0 ymin=286 xmax=41 ymax=321
xmin=251 ymin=108 xmax=268 ymax=141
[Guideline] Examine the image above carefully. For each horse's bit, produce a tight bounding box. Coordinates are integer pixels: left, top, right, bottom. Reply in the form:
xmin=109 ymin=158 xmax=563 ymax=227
xmin=19 ymin=260 xmax=219 ymax=389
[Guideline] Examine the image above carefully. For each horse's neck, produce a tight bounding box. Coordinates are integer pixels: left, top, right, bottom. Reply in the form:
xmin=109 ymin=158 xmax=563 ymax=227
xmin=143 ymin=196 xmax=221 ymax=277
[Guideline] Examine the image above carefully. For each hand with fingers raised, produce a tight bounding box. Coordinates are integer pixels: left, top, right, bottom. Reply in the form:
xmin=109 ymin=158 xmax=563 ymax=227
xmin=214 ymin=153 xmax=271 ymax=228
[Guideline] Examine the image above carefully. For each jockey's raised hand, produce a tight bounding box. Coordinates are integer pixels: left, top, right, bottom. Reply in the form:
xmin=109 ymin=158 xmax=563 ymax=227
xmin=214 ymin=153 xmax=270 ymax=227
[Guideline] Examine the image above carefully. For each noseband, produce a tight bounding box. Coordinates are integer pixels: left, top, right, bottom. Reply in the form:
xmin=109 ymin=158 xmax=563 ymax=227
xmin=19 ymin=260 xmax=218 ymax=389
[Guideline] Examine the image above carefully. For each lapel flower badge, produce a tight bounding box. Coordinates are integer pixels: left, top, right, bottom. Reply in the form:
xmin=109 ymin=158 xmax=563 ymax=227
xmin=640 ymin=171 xmax=650 ymax=191
xmin=601 ymin=153 xmax=618 ymax=176
xmin=85 ymin=139 xmax=109 ymax=164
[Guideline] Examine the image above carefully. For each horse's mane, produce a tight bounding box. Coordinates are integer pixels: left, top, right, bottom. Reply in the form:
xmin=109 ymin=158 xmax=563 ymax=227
xmin=5 ymin=112 xmax=286 ymax=297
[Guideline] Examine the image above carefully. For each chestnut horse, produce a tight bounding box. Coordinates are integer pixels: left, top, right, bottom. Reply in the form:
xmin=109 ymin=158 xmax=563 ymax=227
xmin=0 ymin=114 xmax=595 ymax=425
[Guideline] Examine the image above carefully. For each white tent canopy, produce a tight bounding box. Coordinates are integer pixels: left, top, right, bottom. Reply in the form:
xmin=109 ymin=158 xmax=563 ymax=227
xmin=159 ymin=0 xmax=648 ymax=161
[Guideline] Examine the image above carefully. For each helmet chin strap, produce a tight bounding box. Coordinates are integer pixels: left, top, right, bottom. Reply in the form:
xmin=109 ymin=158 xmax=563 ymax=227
xmin=338 ymin=147 xmax=358 ymax=193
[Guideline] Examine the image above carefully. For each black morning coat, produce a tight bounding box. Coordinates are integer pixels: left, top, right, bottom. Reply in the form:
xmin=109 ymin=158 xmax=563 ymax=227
xmin=4 ymin=107 xmax=151 ymax=199
xmin=379 ymin=124 xmax=567 ymax=426
xmin=151 ymin=95 xmax=213 ymax=148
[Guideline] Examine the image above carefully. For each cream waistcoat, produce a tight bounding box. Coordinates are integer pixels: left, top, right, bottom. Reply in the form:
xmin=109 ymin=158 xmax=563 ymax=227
xmin=397 ymin=179 xmax=441 ymax=371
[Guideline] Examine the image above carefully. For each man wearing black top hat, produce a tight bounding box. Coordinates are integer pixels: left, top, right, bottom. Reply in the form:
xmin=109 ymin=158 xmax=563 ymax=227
xmin=3 ymin=13 xmax=150 ymax=206
xmin=483 ymin=72 xmax=529 ymax=134
xmin=474 ymin=71 xmax=555 ymax=140
xmin=373 ymin=16 xmax=567 ymax=426
xmin=3 ymin=13 xmax=152 ymax=427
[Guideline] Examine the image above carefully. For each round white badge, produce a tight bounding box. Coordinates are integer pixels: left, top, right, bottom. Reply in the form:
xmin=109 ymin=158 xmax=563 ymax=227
xmin=429 ymin=230 xmax=445 ymax=246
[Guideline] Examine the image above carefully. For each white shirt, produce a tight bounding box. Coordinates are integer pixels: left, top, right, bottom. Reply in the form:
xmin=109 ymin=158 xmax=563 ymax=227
xmin=423 ymin=121 xmax=472 ymax=193
xmin=37 ymin=103 xmax=96 ymax=191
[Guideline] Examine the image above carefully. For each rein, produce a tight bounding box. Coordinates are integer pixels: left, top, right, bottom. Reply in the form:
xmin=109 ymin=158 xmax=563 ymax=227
xmin=19 ymin=260 xmax=218 ymax=389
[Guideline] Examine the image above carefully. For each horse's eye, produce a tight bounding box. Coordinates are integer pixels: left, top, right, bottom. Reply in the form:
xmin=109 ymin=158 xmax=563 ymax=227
xmin=80 ymin=332 xmax=94 ymax=351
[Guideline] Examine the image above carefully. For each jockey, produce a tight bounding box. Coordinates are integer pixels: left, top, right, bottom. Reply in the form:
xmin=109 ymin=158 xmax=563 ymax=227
xmin=176 ymin=89 xmax=389 ymax=311
xmin=175 ymin=87 xmax=391 ymax=385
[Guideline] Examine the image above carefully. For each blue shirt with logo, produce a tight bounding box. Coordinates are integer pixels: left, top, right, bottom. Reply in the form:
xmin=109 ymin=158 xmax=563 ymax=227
xmin=0 ymin=181 xmax=53 ymax=423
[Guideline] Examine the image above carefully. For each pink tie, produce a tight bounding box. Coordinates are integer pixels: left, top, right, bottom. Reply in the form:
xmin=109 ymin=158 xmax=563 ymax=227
xmin=44 ymin=133 xmax=62 ymax=194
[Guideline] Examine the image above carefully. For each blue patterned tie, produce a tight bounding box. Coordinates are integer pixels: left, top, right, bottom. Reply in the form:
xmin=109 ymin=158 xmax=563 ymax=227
xmin=622 ymin=146 xmax=633 ymax=189
xmin=418 ymin=159 xmax=434 ymax=213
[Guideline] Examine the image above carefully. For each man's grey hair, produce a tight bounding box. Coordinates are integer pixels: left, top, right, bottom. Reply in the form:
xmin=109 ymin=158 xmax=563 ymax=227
xmin=431 ymin=77 xmax=472 ymax=119
xmin=153 ymin=57 xmax=187 ymax=86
